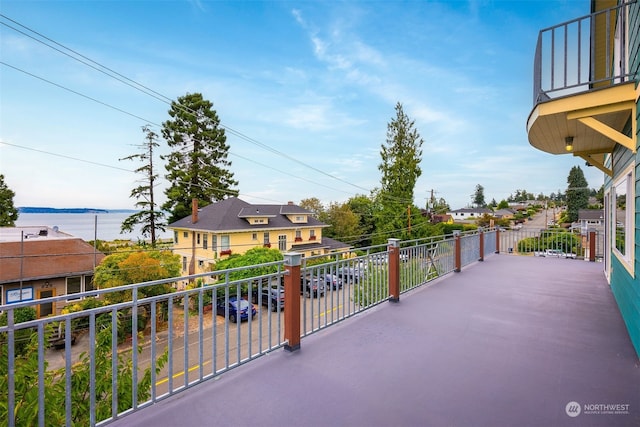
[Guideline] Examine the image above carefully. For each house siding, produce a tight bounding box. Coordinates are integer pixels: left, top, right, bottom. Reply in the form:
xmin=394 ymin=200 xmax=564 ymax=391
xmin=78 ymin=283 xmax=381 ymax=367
xmin=603 ymin=0 xmax=640 ymax=358
xmin=610 ymin=255 xmax=640 ymax=356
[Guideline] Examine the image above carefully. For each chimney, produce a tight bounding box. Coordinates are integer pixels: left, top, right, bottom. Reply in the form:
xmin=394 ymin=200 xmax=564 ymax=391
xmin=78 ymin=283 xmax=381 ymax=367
xmin=288 ymin=201 xmax=294 ymax=205
xmin=192 ymin=198 xmax=198 ymax=224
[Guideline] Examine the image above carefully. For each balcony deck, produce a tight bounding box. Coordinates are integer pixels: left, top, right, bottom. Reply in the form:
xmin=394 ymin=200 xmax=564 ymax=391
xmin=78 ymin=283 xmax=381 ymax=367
xmin=113 ymin=254 xmax=639 ymax=427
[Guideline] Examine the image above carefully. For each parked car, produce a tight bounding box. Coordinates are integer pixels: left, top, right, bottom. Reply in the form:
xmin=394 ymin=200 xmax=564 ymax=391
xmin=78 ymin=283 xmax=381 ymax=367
xmin=536 ymin=249 xmax=577 ymax=259
xmin=322 ymin=274 xmax=343 ymax=289
xmin=337 ymin=265 xmax=365 ymax=283
xmin=252 ymin=286 xmax=285 ymax=312
xmin=544 ymin=249 xmax=563 ymax=257
xmin=369 ymin=253 xmax=388 ymax=265
xmin=215 ymin=297 xmax=257 ymax=323
xmin=300 ymin=276 xmax=325 ymax=298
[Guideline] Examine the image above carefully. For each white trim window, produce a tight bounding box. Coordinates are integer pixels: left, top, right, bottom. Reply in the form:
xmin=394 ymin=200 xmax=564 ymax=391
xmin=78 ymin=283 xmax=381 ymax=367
xmin=612 ymin=165 xmax=634 ymax=273
xmin=66 ymin=275 xmax=95 ymax=301
xmin=221 ymin=235 xmax=230 ymax=251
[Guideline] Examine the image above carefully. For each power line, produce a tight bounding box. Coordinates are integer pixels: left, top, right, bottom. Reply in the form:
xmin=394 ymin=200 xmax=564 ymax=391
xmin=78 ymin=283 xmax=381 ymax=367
xmin=0 ymin=140 xmax=134 ymax=172
xmin=0 ymin=61 xmax=159 ymax=125
xmin=0 ymin=15 xmax=381 ymax=200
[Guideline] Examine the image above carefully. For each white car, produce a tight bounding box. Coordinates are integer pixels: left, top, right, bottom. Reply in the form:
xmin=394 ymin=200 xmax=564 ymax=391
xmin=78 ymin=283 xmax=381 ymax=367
xmin=544 ymin=249 xmax=576 ymax=259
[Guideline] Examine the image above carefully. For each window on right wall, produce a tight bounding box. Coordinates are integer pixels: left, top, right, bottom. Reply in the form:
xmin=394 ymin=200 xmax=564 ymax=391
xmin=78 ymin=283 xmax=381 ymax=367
xmin=612 ymin=165 xmax=634 ymax=272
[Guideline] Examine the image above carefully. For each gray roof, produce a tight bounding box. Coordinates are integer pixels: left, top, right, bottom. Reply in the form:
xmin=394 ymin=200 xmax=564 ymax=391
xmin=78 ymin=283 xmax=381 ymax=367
xmin=290 ymin=237 xmax=351 ymax=252
xmin=578 ymin=209 xmax=604 ymax=221
xmin=168 ymin=197 xmax=327 ymax=232
xmin=449 ymin=207 xmax=493 ymax=214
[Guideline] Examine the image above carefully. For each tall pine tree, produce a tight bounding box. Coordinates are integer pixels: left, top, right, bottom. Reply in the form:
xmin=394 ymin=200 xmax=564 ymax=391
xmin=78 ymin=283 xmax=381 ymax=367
xmin=566 ymin=165 xmax=589 ymax=222
xmin=162 ymin=93 xmax=238 ymax=223
xmin=120 ymin=125 xmax=166 ymax=245
xmin=375 ymin=102 xmax=423 ymax=243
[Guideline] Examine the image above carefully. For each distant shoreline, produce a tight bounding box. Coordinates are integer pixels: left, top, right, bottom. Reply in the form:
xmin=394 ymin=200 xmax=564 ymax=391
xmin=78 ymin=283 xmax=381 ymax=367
xmin=18 ymin=207 xmax=137 ymax=214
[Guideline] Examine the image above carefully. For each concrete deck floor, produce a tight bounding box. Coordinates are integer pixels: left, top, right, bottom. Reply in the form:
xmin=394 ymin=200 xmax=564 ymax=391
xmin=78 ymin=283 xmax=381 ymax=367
xmin=113 ymin=255 xmax=640 ymax=427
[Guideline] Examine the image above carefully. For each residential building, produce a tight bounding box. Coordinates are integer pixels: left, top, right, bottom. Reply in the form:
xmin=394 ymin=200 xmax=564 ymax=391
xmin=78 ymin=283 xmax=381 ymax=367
xmin=493 ymin=208 xmax=516 ymax=220
xmin=526 ymin=0 xmax=639 ymax=356
xmin=430 ymin=213 xmax=453 ymax=224
xmin=447 ymin=207 xmax=493 ymax=222
xmin=0 ymin=226 xmax=104 ymax=317
xmin=576 ymin=209 xmax=605 ymax=233
xmin=168 ymin=197 xmax=350 ymax=280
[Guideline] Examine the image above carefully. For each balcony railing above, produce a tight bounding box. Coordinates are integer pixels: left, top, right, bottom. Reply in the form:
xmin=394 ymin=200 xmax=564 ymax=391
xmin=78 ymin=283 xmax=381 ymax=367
xmin=533 ymin=1 xmax=635 ymax=105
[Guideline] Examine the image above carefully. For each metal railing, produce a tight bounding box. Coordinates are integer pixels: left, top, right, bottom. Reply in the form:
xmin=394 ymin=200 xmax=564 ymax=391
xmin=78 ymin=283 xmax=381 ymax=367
xmin=533 ymin=0 xmax=636 ymax=104
xmin=496 ymin=227 xmax=602 ymax=260
xmin=0 ymin=228 xmax=505 ymax=426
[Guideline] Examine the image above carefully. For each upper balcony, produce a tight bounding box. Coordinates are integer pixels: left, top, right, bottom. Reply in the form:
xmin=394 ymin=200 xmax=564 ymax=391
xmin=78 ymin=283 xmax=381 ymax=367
xmin=527 ymin=0 xmax=638 ymax=176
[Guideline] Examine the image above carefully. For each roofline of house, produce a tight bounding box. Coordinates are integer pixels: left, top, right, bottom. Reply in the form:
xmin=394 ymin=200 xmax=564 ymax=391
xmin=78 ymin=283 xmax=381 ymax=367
xmin=167 ymin=224 xmax=330 ymax=233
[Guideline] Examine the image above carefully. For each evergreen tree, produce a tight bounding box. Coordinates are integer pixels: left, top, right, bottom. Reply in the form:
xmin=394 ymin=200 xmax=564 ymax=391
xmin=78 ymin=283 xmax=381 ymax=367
xmin=120 ymin=125 xmax=166 ymax=245
xmin=375 ymin=102 xmax=423 ymax=243
xmin=566 ymin=166 xmax=589 ymax=222
xmin=472 ymin=184 xmax=486 ymax=207
xmin=162 ymin=93 xmax=238 ymax=223
xmin=0 ymin=174 xmax=18 ymax=226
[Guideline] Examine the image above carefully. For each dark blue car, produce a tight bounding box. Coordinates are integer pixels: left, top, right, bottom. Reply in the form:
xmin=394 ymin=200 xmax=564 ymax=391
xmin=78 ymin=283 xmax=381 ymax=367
xmin=216 ymin=297 xmax=257 ymax=323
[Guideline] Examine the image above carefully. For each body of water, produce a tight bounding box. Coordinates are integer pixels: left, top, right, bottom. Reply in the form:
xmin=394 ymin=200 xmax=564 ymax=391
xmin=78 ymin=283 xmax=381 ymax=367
xmin=15 ymin=212 xmax=173 ymax=242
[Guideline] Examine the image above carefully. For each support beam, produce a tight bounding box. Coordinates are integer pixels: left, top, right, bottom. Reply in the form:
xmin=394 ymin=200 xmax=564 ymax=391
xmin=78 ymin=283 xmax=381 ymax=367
xmin=574 ymin=153 xmax=612 ymax=176
xmin=566 ymin=100 xmax=634 ymax=120
xmin=577 ymin=116 xmax=636 ymax=152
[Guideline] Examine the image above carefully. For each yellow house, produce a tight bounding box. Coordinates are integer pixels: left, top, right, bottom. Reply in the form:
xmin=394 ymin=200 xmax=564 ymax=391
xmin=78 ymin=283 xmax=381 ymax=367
xmin=168 ymin=197 xmax=349 ymax=278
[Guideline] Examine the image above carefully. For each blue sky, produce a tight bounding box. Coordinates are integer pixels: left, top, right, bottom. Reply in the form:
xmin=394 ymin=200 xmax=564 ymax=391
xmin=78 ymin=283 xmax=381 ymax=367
xmin=0 ymin=0 xmax=599 ymax=211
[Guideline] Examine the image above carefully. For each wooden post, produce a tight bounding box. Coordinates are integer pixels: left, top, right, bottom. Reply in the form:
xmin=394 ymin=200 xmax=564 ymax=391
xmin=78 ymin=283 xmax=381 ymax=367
xmin=495 ymin=227 xmax=500 ymax=254
xmin=388 ymin=239 xmax=400 ymax=302
xmin=479 ymin=229 xmax=484 ymax=262
xmin=284 ymin=253 xmax=302 ymax=351
xmin=589 ymin=230 xmax=596 ymax=262
xmin=454 ymin=231 xmax=461 ymax=273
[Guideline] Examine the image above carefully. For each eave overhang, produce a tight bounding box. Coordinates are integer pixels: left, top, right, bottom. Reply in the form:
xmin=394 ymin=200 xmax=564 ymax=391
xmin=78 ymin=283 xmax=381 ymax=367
xmin=526 ymin=82 xmax=638 ymax=177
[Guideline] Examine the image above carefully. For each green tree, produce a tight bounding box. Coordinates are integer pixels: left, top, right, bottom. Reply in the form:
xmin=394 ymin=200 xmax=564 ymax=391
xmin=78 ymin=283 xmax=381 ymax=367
xmin=375 ymin=102 xmax=423 ymax=243
xmin=432 ymin=197 xmax=450 ymax=214
xmin=120 ymin=125 xmax=166 ymax=246
xmin=94 ymin=250 xmax=179 ymax=304
xmin=497 ymin=199 xmax=509 ymax=209
xmin=213 ymin=247 xmax=284 ymax=276
xmin=162 ymin=93 xmax=238 ymax=223
xmin=324 ymin=202 xmax=361 ymax=241
xmin=472 ymin=184 xmax=486 ymax=207
xmin=346 ymin=194 xmax=377 ymax=247
xmin=0 ymin=307 xmax=36 ymax=356
xmin=0 ymin=174 xmax=18 ymax=226
xmin=594 ymin=185 xmax=604 ymax=207
xmin=566 ymin=166 xmax=589 ymax=222
xmin=0 ymin=322 xmax=167 ymax=426
xmin=211 ymin=247 xmax=284 ymax=296
xmin=299 ymin=197 xmax=328 ymax=223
